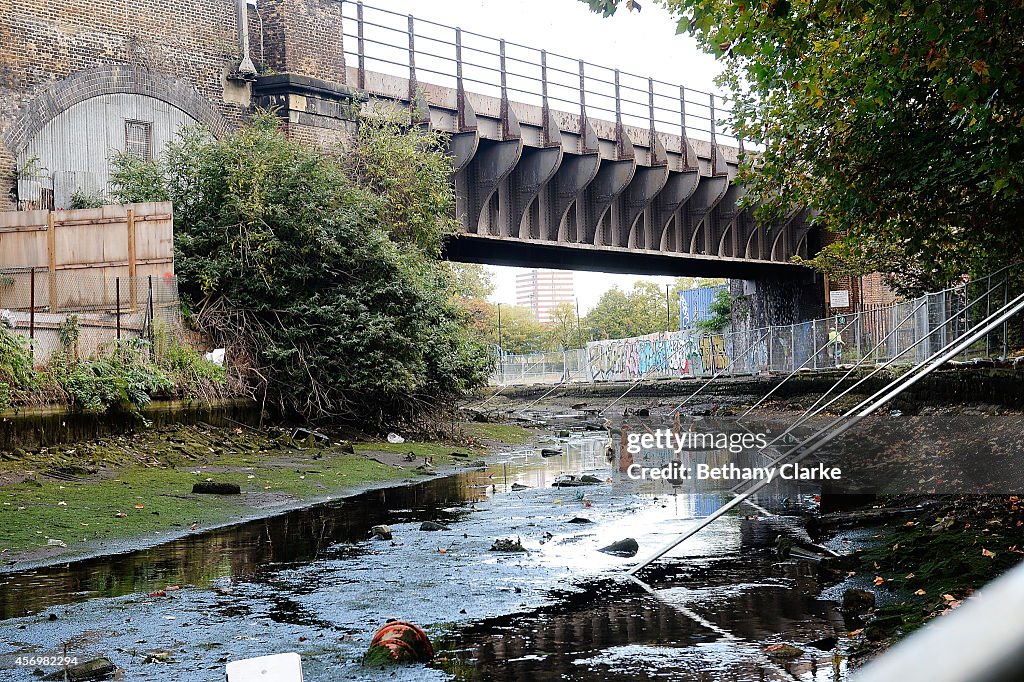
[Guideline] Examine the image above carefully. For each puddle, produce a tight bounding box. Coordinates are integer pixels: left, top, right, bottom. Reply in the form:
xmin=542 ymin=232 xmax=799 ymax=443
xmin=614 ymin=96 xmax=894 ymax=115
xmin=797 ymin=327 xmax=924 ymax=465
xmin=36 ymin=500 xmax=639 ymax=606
xmin=0 ymin=425 xmax=849 ymax=681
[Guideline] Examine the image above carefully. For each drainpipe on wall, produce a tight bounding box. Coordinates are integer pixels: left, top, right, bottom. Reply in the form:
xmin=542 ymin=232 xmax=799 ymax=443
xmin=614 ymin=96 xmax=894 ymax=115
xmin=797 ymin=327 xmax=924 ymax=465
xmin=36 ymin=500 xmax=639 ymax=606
xmin=235 ymin=0 xmax=258 ymax=77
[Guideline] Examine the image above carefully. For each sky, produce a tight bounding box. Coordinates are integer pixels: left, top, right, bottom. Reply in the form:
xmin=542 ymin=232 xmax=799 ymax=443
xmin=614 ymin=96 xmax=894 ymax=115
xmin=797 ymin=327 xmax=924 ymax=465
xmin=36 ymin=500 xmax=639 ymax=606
xmin=362 ymin=0 xmax=726 ymax=313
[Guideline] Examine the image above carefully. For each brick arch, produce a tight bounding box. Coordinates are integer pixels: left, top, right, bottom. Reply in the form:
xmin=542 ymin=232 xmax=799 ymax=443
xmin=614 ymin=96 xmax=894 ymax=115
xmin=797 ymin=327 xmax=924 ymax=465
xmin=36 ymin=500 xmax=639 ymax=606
xmin=2 ymin=64 xmax=229 ymax=153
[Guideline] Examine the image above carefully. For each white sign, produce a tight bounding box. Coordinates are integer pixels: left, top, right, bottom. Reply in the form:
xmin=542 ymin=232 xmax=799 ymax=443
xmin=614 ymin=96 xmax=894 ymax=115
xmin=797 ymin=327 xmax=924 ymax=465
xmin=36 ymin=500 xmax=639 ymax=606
xmin=829 ymin=290 xmax=851 ymax=308
xmin=227 ymin=653 xmax=304 ymax=681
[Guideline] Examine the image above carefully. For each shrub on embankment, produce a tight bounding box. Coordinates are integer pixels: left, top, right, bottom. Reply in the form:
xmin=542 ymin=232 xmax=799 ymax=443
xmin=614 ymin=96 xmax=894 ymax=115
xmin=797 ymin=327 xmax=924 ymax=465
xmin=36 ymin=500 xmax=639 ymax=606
xmin=109 ymin=111 xmax=492 ymax=426
xmin=0 ymin=322 xmax=226 ymax=414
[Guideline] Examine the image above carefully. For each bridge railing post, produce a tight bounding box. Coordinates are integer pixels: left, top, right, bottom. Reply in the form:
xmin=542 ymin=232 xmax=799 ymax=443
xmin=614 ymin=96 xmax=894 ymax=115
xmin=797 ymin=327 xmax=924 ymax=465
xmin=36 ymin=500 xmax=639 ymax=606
xmin=578 ymin=58 xmax=586 ymax=122
xmin=647 ymin=77 xmax=656 ymax=154
xmin=407 ymin=14 xmax=417 ymax=101
xmin=499 ymin=39 xmax=510 ymax=137
xmin=455 ymin=27 xmax=465 ymax=129
xmin=541 ymin=49 xmax=550 ymax=145
xmin=356 ymin=1 xmax=365 ymax=89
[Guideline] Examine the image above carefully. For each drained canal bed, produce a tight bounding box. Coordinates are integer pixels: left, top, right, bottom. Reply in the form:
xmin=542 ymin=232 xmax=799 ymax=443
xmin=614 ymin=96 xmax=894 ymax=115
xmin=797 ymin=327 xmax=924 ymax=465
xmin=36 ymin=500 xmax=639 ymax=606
xmin=0 ymin=428 xmax=849 ymax=681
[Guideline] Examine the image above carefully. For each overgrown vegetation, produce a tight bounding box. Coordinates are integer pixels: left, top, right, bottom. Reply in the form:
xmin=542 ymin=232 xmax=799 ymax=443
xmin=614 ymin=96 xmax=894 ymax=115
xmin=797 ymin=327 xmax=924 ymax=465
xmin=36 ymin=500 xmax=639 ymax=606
xmin=0 ymin=326 xmax=34 ymax=412
xmin=695 ymin=287 xmax=731 ymax=334
xmin=109 ymin=111 xmax=491 ymax=425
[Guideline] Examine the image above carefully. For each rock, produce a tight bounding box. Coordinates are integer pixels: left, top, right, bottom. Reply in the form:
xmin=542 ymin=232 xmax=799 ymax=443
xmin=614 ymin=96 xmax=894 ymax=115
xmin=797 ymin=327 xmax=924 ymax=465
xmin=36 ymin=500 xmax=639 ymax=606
xmin=192 ymin=482 xmax=241 ymax=495
xmin=467 ymin=460 xmax=487 ymax=468
xmin=598 ymin=538 xmax=639 ymax=557
xmin=489 ymin=537 xmax=527 ymax=552
xmin=419 ymin=521 xmax=449 ymax=531
xmin=540 ymin=448 xmax=563 ymax=457
xmin=843 ymin=588 xmax=876 ymax=613
xmin=42 ymin=657 xmax=115 ymax=681
xmin=556 ymin=430 xmax=571 ymax=438
xmin=339 ymin=443 xmax=355 ymax=454
xmin=449 ymin=452 xmax=470 ymax=459
xmin=764 ymin=644 xmax=804 ymax=659
xmin=579 ymin=475 xmax=603 ymax=484
xmin=570 ymin=403 xmax=587 ymax=410
xmin=805 ymin=636 xmax=838 ymax=651
xmin=371 ymin=525 xmax=393 ymax=541
xmin=510 ymin=483 xmax=531 ymax=491
xmin=567 ymin=517 xmax=592 ymax=524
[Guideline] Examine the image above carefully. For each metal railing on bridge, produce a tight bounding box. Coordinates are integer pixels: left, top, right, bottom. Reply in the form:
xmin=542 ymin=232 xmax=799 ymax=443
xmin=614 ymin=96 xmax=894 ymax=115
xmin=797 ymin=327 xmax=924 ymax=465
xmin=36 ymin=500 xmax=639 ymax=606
xmin=492 ymin=275 xmax=1015 ymax=386
xmin=341 ymin=0 xmax=740 ymax=148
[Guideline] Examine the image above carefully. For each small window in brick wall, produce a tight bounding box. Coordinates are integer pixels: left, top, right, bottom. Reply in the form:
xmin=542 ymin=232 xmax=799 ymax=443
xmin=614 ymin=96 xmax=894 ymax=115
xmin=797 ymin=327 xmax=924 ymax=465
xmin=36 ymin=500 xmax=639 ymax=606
xmin=124 ymin=120 xmax=153 ymax=160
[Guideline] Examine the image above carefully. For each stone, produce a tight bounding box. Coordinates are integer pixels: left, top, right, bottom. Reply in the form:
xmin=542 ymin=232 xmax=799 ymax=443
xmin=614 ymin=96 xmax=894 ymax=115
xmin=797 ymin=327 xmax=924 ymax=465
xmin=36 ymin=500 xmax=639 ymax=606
xmin=370 ymin=525 xmax=392 ymax=541
xmin=510 ymin=483 xmax=531 ymax=491
xmin=192 ymin=482 xmax=241 ymax=495
xmin=764 ymin=644 xmax=804 ymax=659
xmin=42 ymin=657 xmax=115 ymax=681
xmin=842 ymin=588 xmax=876 ymax=613
xmin=419 ymin=521 xmax=449 ymax=531
xmin=567 ymin=517 xmax=592 ymax=524
xmin=598 ymin=538 xmax=639 ymax=557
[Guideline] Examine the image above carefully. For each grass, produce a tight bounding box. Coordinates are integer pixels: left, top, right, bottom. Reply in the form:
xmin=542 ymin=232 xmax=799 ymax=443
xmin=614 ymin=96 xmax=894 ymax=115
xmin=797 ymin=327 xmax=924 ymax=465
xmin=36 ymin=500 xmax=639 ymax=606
xmin=460 ymin=422 xmax=534 ymax=445
xmin=0 ymin=419 xmax=535 ymax=561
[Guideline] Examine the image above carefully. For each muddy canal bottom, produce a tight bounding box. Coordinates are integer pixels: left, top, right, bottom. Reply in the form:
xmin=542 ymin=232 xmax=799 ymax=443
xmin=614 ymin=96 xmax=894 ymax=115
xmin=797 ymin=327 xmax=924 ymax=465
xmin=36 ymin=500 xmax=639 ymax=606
xmin=1 ymin=432 xmax=847 ymax=681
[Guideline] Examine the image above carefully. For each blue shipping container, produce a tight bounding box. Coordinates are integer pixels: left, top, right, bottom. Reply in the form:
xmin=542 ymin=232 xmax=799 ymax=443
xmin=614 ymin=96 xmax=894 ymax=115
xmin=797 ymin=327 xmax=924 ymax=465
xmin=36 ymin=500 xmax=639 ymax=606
xmin=679 ymin=285 xmax=727 ymax=329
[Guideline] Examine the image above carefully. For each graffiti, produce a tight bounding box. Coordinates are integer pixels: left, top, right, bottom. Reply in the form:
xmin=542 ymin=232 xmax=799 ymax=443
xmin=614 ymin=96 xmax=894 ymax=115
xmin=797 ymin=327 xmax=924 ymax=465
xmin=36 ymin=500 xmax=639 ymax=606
xmin=586 ymin=331 xmax=722 ymax=382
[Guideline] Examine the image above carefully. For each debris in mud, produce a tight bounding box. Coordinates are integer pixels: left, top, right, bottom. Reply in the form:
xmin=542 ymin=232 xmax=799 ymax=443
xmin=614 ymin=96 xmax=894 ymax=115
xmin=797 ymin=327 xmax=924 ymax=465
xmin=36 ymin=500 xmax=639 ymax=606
xmin=511 ymin=483 xmax=531 ymax=491
xmin=540 ymin=448 xmax=563 ymax=457
xmin=42 ymin=657 xmax=115 ymax=681
xmin=226 ymin=653 xmax=304 ymax=681
xmin=363 ymin=620 xmax=434 ymax=665
xmin=192 ymin=481 xmax=241 ymax=495
xmin=46 ymin=538 xmax=67 ymax=547
xmin=764 ymin=643 xmax=804 ymax=659
xmin=415 ymin=463 xmax=437 ymax=475
xmin=371 ymin=524 xmax=393 ymax=541
xmin=567 ymin=517 xmax=592 ymax=524
xmin=142 ymin=651 xmax=175 ymax=664
xmin=598 ymin=538 xmax=639 ymax=557
xmin=419 ymin=521 xmax=449 ymax=531
xmin=490 ymin=537 xmax=527 ymax=552
xmin=552 ymin=474 xmax=601 ymax=487
xmin=387 ymin=432 xmax=405 ymax=444
xmin=292 ymin=428 xmax=330 ymax=446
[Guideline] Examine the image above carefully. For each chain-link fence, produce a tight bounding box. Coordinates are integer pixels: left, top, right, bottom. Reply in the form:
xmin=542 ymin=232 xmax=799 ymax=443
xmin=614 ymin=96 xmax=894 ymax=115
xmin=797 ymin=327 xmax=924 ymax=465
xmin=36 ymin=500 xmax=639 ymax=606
xmin=0 ymin=267 xmax=186 ymax=364
xmin=492 ymin=274 xmax=1018 ymax=386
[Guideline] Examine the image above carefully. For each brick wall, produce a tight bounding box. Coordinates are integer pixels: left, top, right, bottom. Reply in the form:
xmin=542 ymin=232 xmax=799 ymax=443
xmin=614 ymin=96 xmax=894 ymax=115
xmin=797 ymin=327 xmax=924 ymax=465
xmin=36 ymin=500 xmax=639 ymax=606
xmin=0 ymin=0 xmax=250 ymax=210
xmin=258 ymin=0 xmax=346 ymax=83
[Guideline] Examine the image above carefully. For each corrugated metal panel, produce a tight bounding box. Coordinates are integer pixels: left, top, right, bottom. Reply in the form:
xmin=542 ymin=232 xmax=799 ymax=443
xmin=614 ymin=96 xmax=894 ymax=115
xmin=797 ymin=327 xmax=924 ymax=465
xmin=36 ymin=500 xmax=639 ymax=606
xmin=17 ymin=93 xmax=196 ymax=209
xmin=679 ymin=285 xmax=727 ymax=329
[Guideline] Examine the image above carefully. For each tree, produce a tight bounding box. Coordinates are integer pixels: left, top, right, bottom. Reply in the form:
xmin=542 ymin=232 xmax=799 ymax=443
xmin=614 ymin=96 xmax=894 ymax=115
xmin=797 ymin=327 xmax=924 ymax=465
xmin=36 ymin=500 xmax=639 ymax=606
xmin=110 ymin=112 xmax=491 ymax=424
xmin=583 ymin=0 xmax=1024 ymax=293
xmin=448 ymin=263 xmax=494 ymax=300
xmin=547 ymin=302 xmax=581 ymax=349
xmin=583 ymin=281 xmax=668 ymax=340
xmin=496 ymin=305 xmax=551 ymax=354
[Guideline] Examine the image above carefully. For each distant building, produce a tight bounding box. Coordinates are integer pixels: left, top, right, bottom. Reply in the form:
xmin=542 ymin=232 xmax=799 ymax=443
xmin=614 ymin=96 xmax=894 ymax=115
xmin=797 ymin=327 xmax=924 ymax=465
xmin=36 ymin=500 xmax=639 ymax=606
xmin=679 ymin=285 xmax=728 ymax=329
xmin=515 ymin=269 xmax=575 ymax=324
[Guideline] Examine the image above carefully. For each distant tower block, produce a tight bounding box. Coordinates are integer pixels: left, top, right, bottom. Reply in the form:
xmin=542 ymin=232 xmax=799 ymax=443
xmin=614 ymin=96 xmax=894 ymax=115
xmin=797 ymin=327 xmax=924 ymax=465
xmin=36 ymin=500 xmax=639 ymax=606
xmin=515 ymin=268 xmax=575 ymax=324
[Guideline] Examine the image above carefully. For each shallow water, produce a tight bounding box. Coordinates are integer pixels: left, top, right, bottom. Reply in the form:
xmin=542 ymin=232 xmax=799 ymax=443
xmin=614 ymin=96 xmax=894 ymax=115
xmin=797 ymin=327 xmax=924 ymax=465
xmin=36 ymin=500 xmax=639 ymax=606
xmin=0 ymin=425 xmax=848 ymax=681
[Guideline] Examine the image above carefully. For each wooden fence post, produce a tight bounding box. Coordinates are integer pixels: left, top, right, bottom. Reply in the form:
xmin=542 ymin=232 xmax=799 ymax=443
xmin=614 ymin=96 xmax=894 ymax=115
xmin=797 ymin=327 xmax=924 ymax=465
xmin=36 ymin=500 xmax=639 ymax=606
xmin=127 ymin=208 xmax=138 ymax=310
xmin=46 ymin=211 xmax=57 ymax=312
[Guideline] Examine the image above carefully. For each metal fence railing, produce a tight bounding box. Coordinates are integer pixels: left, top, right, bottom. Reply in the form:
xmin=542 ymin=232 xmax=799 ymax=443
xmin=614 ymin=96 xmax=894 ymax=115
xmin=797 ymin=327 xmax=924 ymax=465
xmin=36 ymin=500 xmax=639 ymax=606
xmin=492 ymin=274 xmax=1017 ymax=386
xmin=0 ymin=268 xmax=186 ymax=364
xmin=341 ymin=1 xmax=740 ymax=149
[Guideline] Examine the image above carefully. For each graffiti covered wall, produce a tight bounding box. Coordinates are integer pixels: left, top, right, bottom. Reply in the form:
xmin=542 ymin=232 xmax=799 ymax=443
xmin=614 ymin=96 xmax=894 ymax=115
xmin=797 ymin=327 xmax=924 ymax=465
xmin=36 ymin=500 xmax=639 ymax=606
xmin=586 ymin=331 xmax=731 ymax=382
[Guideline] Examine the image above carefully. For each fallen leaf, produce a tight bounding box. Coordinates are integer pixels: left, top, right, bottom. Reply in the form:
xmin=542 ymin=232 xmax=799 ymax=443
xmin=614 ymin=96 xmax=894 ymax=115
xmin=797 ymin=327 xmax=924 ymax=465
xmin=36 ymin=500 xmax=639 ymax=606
xmin=148 ymin=590 xmax=167 ymax=598
xmin=905 ymin=572 xmax=915 ymax=579
xmin=848 ymin=629 xmax=864 ymax=637
xmin=914 ymin=589 xmax=927 ymax=595
xmin=134 ymin=504 xmax=145 ymax=509
xmin=115 ymin=511 xmax=128 ymax=518
xmin=942 ymin=593 xmax=956 ymax=602
xmin=873 ymin=576 xmax=885 ymax=586
xmin=982 ymin=548 xmax=996 ymax=558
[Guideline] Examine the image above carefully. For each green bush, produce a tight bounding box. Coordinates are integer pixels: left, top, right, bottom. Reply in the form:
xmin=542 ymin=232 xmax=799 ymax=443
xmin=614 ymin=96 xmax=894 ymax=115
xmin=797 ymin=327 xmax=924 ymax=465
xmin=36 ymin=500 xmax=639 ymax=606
xmin=47 ymin=340 xmax=174 ymax=413
xmin=0 ymin=326 xmax=34 ymax=411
